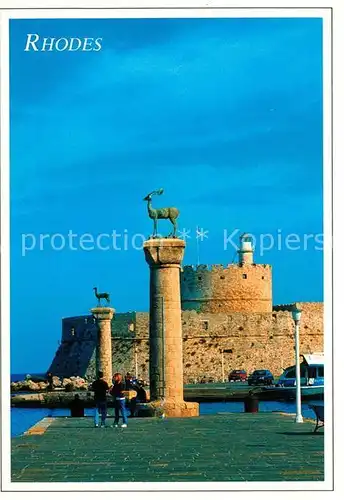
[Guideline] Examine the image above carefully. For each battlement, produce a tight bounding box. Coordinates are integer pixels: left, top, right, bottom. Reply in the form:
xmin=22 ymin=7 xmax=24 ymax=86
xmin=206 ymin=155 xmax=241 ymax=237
xmin=273 ymin=303 xmax=297 ymax=312
xmin=273 ymin=302 xmax=323 ymax=313
xmin=182 ymin=263 xmax=271 ymax=273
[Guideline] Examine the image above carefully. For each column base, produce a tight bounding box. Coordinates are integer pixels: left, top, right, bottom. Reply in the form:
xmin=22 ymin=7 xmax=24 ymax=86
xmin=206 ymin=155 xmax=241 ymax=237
xmin=148 ymin=399 xmax=199 ymax=418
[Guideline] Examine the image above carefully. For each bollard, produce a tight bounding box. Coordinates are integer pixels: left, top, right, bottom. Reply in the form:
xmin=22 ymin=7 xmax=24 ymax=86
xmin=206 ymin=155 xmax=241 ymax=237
xmin=244 ymin=391 xmax=259 ymax=413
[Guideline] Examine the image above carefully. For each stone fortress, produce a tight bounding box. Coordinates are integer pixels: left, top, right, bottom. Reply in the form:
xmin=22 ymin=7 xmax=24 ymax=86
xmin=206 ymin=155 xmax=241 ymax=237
xmin=48 ymin=235 xmax=323 ymax=383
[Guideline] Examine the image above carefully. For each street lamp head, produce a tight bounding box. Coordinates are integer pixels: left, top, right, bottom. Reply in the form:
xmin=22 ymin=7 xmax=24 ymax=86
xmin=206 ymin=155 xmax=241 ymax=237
xmin=292 ymin=308 xmax=302 ymax=323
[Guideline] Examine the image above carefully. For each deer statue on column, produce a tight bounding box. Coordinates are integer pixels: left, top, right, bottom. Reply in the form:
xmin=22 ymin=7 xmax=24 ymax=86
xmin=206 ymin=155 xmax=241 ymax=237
xmin=93 ymin=287 xmax=110 ymax=306
xmin=143 ymin=188 xmax=180 ymax=238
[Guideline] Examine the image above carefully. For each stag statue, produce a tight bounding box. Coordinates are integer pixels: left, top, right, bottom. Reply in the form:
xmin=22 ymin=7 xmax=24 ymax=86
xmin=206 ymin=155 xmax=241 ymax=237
xmin=93 ymin=287 xmax=110 ymax=306
xmin=143 ymin=188 xmax=179 ymax=238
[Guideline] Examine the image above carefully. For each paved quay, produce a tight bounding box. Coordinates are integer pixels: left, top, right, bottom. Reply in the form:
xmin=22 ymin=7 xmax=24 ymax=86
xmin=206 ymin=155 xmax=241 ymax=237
xmin=11 ymin=413 xmax=324 ymax=483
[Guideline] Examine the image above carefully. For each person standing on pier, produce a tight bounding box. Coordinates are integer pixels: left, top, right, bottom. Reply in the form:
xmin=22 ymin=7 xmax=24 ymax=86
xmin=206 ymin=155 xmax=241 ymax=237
xmin=91 ymin=371 xmax=109 ymax=428
xmin=110 ymin=373 xmax=128 ymax=428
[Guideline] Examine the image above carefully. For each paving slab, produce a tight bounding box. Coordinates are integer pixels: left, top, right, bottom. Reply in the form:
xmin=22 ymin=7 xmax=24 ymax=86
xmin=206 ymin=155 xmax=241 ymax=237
xmin=11 ymin=413 xmax=324 ymax=483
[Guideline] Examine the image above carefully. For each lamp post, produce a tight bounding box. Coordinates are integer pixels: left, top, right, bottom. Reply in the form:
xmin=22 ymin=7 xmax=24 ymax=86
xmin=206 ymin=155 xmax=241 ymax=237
xmin=221 ymin=349 xmax=225 ymax=383
xmin=134 ymin=341 xmax=138 ymax=380
xmin=292 ymin=308 xmax=303 ymax=423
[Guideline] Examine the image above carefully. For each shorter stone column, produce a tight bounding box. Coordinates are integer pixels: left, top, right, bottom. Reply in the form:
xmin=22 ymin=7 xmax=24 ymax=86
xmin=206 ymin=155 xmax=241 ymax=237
xmin=91 ymin=307 xmax=115 ymax=386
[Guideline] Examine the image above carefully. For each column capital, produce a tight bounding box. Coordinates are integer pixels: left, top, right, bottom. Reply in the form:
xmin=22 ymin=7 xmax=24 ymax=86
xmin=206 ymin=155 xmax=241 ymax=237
xmin=144 ymin=238 xmax=185 ymax=267
xmin=91 ymin=307 xmax=115 ymax=321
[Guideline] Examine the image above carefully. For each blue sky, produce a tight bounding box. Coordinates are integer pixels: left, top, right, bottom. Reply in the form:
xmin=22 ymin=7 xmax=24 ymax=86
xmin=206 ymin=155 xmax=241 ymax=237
xmin=10 ymin=17 xmax=323 ymax=373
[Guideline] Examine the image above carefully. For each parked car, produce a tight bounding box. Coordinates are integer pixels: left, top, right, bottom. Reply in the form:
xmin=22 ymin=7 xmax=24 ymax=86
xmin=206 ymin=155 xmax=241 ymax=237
xmin=228 ymin=370 xmax=247 ymax=382
xmin=248 ymin=369 xmax=274 ymax=386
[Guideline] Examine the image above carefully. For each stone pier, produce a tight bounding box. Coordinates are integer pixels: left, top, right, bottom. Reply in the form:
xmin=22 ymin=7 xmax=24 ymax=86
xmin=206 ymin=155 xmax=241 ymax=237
xmin=90 ymin=307 xmax=115 ymax=386
xmin=144 ymin=238 xmax=199 ymax=417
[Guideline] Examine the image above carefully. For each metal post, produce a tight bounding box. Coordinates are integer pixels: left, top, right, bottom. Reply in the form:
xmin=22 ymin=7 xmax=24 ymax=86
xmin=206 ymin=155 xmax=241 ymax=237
xmin=135 ymin=342 xmax=138 ymax=379
xmin=294 ymin=320 xmax=303 ymax=423
xmin=221 ymin=350 xmax=225 ymax=383
xmin=196 ymin=226 xmax=200 ymax=266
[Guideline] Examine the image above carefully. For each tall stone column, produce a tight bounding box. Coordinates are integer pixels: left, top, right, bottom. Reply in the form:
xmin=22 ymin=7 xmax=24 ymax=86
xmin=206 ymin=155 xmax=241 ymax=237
xmin=90 ymin=307 xmax=115 ymax=386
xmin=144 ymin=238 xmax=199 ymax=417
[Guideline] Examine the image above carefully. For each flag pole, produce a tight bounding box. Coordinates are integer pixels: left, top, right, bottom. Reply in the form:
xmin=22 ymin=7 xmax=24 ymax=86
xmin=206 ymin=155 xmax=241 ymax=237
xmin=196 ymin=226 xmax=200 ymax=265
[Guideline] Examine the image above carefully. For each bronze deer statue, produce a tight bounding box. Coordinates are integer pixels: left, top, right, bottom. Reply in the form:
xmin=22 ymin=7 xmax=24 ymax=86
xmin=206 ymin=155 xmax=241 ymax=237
xmin=93 ymin=287 xmax=110 ymax=306
xmin=143 ymin=188 xmax=179 ymax=238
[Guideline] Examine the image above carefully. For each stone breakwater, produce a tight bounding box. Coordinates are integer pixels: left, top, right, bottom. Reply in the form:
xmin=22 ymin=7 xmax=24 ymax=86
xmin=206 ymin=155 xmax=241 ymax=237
xmin=11 ymin=376 xmax=88 ymax=393
xmin=10 ymin=385 xmax=283 ymax=407
xmin=11 ymin=390 xmax=139 ymax=408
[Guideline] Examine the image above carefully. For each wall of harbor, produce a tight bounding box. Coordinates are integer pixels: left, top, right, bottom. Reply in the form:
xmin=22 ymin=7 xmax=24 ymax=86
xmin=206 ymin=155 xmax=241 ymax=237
xmin=49 ymin=302 xmax=323 ymax=381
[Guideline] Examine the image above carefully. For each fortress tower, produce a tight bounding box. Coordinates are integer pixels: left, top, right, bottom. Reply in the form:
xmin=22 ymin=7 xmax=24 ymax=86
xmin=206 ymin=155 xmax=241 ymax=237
xmin=181 ymin=234 xmax=272 ymax=313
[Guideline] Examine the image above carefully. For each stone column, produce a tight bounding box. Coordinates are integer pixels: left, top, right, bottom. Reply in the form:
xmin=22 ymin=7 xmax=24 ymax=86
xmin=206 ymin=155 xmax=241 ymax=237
xmin=144 ymin=238 xmax=199 ymax=417
xmin=90 ymin=307 xmax=115 ymax=386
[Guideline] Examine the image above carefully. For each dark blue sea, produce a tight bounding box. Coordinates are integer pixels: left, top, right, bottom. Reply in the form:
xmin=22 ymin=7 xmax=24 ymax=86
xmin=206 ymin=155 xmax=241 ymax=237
xmin=11 ymin=373 xmax=46 ymax=382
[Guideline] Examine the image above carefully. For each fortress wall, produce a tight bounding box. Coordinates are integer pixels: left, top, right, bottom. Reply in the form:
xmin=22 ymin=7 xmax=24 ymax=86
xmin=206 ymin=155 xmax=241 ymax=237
xmin=180 ymin=310 xmax=322 ymax=380
xmin=48 ymin=336 xmax=96 ymax=379
xmin=111 ymin=337 xmax=150 ymax=382
xmin=135 ymin=312 xmax=150 ymax=338
xmin=295 ymin=302 xmax=324 ymax=338
xmin=272 ymin=302 xmax=323 ymax=338
xmin=61 ymin=316 xmax=97 ymax=342
xmin=50 ymin=306 xmax=323 ymax=381
xmin=109 ymin=309 xmax=323 ymax=381
xmin=181 ymin=264 xmax=272 ymax=313
xmin=48 ymin=316 xmax=97 ymax=377
xmin=111 ymin=312 xmax=137 ymax=337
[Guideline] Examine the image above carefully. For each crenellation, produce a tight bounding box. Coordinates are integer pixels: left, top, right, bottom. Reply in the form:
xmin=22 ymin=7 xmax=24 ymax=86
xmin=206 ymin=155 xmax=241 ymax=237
xmin=197 ymin=264 xmax=209 ymax=271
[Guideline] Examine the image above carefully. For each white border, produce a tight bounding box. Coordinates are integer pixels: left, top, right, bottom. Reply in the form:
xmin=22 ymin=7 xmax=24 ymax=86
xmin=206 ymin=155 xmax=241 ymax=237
xmin=0 ymin=4 xmax=333 ymax=493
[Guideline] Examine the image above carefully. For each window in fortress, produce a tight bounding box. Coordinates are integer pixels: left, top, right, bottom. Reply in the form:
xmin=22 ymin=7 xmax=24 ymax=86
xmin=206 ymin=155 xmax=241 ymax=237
xmin=262 ymin=276 xmax=265 ymax=279
xmin=202 ymin=320 xmax=209 ymax=331
xmin=242 ymin=274 xmax=247 ymax=279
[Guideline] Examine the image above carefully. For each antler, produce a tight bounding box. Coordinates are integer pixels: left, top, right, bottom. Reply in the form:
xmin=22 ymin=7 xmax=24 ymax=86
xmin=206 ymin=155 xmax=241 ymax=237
xmin=143 ymin=188 xmax=164 ymax=200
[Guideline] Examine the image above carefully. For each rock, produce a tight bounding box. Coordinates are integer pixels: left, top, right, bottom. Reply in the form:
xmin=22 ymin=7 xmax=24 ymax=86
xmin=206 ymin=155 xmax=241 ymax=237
xmin=52 ymin=376 xmax=62 ymax=387
xmin=61 ymin=377 xmax=88 ymax=391
xmin=11 ymin=382 xmax=21 ymax=392
xmin=72 ymin=377 xmax=87 ymax=389
xmin=26 ymin=380 xmax=40 ymax=391
xmin=37 ymin=381 xmax=48 ymax=390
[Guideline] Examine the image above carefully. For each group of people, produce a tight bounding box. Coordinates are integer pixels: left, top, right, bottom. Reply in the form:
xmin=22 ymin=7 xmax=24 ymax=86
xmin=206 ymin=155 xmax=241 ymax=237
xmin=67 ymin=370 xmax=147 ymax=425
xmin=92 ymin=371 xmax=128 ymax=428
